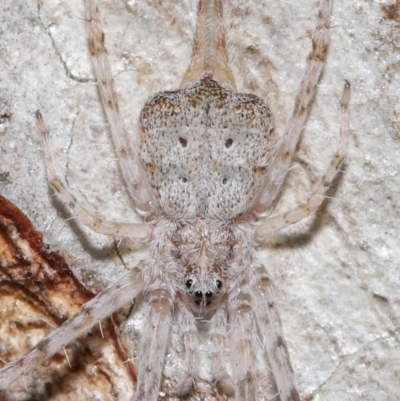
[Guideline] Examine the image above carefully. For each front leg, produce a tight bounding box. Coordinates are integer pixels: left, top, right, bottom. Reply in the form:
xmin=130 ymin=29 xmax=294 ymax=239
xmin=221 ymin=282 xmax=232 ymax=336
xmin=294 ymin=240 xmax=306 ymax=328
xmin=228 ymin=289 xmax=258 ymax=401
xmin=253 ymin=265 xmax=299 ymax=401
xmin=209 ymin=306 xmax=234 ymax=396
xmin=175 ymin=304 xmax=198 ymax=396
xmin=0 ymin=268 xmax=145 ymax=390
xmin=135 ymin=287 xmax=173 ymax=401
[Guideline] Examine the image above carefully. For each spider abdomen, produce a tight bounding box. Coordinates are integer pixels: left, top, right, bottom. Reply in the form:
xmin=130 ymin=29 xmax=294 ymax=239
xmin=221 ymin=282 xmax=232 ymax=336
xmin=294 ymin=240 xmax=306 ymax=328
xmin=140 ymin=75 xmax=275 ymax=219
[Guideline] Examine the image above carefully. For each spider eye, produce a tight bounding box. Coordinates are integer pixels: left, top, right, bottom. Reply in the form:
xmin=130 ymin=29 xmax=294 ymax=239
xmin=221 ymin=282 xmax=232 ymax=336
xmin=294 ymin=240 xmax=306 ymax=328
xmin=205 ymin=291 xmax=213 ymax=298
xmin=195 ymin=291 xmax=203 ymax=298
xmin=186 ymin=279 xmax=193 ymax=289
xmin=216 ymin=280 xmax=222 ymax=289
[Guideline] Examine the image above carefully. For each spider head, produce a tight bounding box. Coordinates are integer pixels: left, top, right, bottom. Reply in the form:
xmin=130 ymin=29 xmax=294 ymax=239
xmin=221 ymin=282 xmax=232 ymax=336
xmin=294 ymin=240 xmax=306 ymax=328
xmin=184 ymin=275 xmax=224 ymax=311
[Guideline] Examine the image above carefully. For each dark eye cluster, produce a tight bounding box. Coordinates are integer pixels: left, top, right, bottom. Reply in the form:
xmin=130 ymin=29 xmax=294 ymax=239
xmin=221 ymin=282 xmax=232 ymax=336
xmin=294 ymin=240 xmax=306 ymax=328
xmin=185 ymin=279 xmax=223 ymax=290
xmin=185 ymin=279 xmax=223 ymax=306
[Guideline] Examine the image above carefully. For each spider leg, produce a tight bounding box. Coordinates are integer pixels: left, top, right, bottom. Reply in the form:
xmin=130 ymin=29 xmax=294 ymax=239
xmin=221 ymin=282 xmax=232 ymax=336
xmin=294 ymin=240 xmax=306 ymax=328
xmin=85 ymin=0 xmax=154 ymax=213
xmin=176 ymin=304 xmax=234 ymax=397
xmin=175 ymin=305 xmax=199 ymax=396
xmin=135 ymin=287 xmax=173 ymax=401
xmin=255 ymin=81 xmax=350 ymax=242
xmin=228 ymin=286 xmax=258 ymax=401
xmin=253 ymin=265 xmax=299 ymax=401
xmin=253 ymin=0 xmax=334 ymax=214
xmin=36 ymin=111 xmax=149 ymax=239
xmin=209 ymin=307 xmax=234 ymax=396
xmin=0 ymin=268 xmax=145 ymax=390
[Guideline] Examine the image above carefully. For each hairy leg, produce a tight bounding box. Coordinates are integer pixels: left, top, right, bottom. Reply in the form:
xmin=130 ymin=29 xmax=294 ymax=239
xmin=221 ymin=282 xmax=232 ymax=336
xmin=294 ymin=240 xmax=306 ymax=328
xmin=255 ymin=81 xmax=350 ymax=241
xmin=37 ymin=111 xmax=149 ymax=240
xmin=85 ymin=0 xmax=153 ymax=213
xmin=135 ymin=287 xmax=172 ymax=401
xmin=0 ymin=268 xmax=145 ymax=390
xmin=175 ymin=304 xmax=199 ymax=396
xmin=253 ymin=265 xmax=299 ymax=401
xmin=254 ymin=0 xmax=335 ymax=214
xmin=209 ymin=306 xmax=234 ymax=396
xmin=228 ymin=287 xmax=258 ymax=401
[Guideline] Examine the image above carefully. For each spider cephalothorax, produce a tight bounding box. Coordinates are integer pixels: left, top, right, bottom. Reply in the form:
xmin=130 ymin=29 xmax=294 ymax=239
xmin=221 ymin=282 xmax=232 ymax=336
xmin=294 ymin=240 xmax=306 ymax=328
xmin=154 ymin=219 xmax=253 ymax=314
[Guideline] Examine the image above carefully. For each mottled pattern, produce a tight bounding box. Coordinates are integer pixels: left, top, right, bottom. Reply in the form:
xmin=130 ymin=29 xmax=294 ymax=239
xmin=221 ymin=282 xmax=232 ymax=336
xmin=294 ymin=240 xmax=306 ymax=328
xmin=140 ymin=76 xmax=274 ymax=219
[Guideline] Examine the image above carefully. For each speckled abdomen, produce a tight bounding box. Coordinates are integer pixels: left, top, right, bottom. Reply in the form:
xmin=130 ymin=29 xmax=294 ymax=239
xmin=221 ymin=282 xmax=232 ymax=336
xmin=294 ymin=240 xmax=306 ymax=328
xmin=139 ymin=76 xmax=274 ymax=219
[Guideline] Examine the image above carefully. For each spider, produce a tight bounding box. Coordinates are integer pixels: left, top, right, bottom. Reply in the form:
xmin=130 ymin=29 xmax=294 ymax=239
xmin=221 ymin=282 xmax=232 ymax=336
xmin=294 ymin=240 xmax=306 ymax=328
xmin=0 ymin=0 xmax=350 ymax=400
